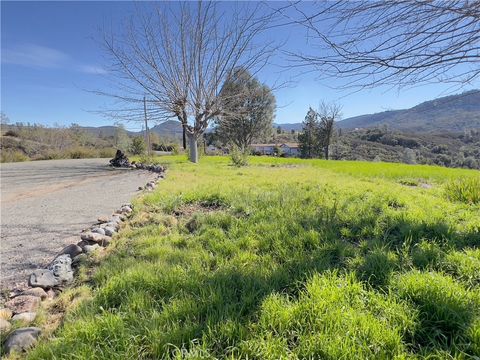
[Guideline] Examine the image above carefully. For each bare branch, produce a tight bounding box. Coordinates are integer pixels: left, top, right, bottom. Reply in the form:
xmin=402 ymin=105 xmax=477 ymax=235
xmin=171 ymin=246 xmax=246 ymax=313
xmin=277 ymin=0 xmax=480 ymax=89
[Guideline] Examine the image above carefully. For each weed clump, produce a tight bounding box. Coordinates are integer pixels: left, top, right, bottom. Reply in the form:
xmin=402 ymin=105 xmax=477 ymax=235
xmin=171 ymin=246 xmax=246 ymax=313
xmin=444 ymin=177 xmax=480 ymax=204
xmin=392 ymin=271 xmax=479 ymax=350
xmin=411 ymin=240 xmax=444 ymax=269
xmin=230 ymin=145 xmax=249 ymax=167
xmin=442 ymin=248 xmax=480 ymax=287
xmin=352 ymin=247 xmax=399 ymax=287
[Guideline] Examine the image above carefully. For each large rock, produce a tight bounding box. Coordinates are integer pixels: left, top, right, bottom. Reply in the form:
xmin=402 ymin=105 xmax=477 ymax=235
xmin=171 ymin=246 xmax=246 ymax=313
xmin=111 ymin=214 xmax=125 ymax=223
xmin=5 ymin=296 xmax=40 ymax=314
xmin=21 ymin=288 xmax=48 ymax=300
xmin=91 ymin=227 xmax=105 ymax=236
xmin=103 ymin=226 xmax=116 ymax=237
xmin=120 ymin=205 xmax=133 ymax=214
xmin=97 ymin=216 xmax=109 ymax=223
xmin=0 ymin=318 xmax=11 ymax=334
xmin=60 ymin=244 xmax=83 ymax=258
xmin=81 ymin=232 xmax=111 ymax=246
xmin=72 ymin=253 xmax=88 ymax=267
xmin=109 ymin=149 xmax=130 ymax=167
xmin=102 ymin=221 xmax=120 ymax=231
xmin=29 ymin=269 xmax=56 ymax=289
xmin=12 ymin=312 xmax=36 ymax=324
xmin=81 ymin=232 xmax=103 ymax=242
xmin=83 ymin=244 xmax=100 ymax=254
xmin=48 ymin=254 xmax=73 ymax=285
xmin=3 ymin=327 xmax=41 ymax=354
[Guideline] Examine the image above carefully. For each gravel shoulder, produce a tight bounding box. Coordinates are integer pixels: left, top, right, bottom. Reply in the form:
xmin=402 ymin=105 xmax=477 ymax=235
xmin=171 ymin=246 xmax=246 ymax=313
xmin=0 ymin=158 xmax=154 ymax=291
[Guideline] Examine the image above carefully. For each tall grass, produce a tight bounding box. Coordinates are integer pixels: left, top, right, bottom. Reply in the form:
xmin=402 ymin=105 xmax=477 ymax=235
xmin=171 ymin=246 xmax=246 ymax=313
xmin=24 ymin=156 xmax=480 ymax=359
xmin=444 ymin=177 xmax=480 ymax=204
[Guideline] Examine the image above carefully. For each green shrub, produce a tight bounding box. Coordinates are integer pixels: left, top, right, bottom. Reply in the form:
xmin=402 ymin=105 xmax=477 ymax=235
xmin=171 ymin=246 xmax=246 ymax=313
xmin=230 ymin=145 xmax=249 ymax=167
xmin=130 ymin=137 xmax=146 ymax=155
xmin=444 ymin=177 xmax=480 ymax=204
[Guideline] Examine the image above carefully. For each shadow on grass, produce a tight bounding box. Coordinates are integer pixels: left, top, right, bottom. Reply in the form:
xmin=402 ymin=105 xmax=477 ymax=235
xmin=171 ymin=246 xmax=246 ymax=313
xmin=27 ymin=193 xmax=479 ymax=359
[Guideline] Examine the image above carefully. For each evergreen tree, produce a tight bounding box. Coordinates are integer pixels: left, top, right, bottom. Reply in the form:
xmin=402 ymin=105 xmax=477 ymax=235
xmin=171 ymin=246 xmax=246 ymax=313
xmin=298 ymin=107 xmax=320 ymax=158
xmin=217 ymin=68 xmax=275 ymax=152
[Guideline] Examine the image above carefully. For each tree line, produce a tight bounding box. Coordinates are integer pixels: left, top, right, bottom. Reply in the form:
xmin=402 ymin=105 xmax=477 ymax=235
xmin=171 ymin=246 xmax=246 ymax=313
xmin=298 ymin=103 xmax=341 ymax=160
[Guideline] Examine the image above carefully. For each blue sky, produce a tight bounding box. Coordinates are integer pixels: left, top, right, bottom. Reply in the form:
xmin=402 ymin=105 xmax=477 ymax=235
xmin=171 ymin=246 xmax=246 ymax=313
xmin=2 ymin=1 xmax=479 ymax=131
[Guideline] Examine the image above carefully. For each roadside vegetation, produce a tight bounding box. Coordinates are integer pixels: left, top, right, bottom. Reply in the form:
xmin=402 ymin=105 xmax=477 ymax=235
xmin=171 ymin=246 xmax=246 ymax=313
xmin=0 ymin=122 xmax=177 ymax=163
xmin=22 ymin=156 xmax=479 ymax=359
xmin=0 ymin=123 xmax=117 ymax=163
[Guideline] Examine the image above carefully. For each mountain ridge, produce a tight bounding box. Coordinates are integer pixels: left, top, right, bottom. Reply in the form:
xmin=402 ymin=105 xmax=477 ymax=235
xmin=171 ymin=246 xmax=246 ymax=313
xmin=80 ymin=90 xmax=480 ymax=136
xmin=275 ymin=90 xmax=480 ymax=133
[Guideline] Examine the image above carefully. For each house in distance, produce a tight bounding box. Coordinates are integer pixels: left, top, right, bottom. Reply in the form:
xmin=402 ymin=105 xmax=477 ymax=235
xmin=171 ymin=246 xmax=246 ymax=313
xmin=251 ymin=143 xmax=300 ymax=157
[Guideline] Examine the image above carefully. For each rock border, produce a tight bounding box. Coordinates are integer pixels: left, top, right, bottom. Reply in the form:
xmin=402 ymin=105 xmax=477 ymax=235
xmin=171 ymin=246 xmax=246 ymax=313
xmin=0 ymin=163 xmax=166 ymax=356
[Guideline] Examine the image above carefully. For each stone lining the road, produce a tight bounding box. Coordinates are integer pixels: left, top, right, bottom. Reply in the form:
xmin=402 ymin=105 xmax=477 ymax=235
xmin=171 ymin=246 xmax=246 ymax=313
xmin=1 ymin=163 xmax=166 ymax=356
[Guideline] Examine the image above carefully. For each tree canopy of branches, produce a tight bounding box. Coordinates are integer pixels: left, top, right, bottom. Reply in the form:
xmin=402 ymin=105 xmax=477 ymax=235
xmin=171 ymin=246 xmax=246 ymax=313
xmin=282 ymin=0 xmax=480 ymax=88
xmin=216 ymin=68 xmax=276 ymax=152
xmin=101 ymin=2 xmax=275 ymax=162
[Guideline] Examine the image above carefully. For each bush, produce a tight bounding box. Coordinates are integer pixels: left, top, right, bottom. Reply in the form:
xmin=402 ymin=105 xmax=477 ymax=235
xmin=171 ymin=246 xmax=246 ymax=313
xmin=230 ymin=145 xmax=249 ymax=167
xmin=98 ymin=148 xmax=116 ymax=158
xmin=130 ymin=137 xmax=146 ymax=155
xmin=0 ymin=149 xmax=29 ymax=162
xmin=34 ymin=150 xmax=65 ymax=160
xmin=68 ymin=147 xmax=97 ymax=159
xmin=4 ymin=130 xmax=19 ymax=137
xmin=444 ymin=177 xmax=480 ymax=204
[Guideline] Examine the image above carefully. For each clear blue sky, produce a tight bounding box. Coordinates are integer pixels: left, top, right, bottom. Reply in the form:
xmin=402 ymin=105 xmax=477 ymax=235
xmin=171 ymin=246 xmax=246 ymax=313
xmin=2 ymin=1 xmax=478 ymax=131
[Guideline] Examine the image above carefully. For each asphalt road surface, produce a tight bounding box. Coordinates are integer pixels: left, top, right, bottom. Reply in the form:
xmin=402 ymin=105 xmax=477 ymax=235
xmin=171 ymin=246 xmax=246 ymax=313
xmin=0 ymin=158 xmax=154 ymax=291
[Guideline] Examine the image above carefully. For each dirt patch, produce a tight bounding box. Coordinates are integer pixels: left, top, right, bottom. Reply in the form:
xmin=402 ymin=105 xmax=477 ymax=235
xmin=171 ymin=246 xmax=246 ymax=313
xmin=173 ymin=203 xmax=225 ymax=217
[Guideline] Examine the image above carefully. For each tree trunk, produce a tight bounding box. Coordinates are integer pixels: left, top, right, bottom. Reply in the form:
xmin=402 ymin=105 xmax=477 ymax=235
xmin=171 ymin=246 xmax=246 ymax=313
xmin=188 ymin=133 xmax=199 ymax=163
xmin=182 ymin=127 xmax=187 ymax=150
xmin=324 ymin=145 xmax=329 ymax=160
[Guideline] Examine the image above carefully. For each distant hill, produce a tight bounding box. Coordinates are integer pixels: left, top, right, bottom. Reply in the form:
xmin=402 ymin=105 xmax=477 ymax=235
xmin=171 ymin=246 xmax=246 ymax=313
xmin=80 ymin=126 xmax=137 ymax=137
xmin=80 ymin=90 xmax=480 ymax=137
xmin=273 ymin=123 xmax=302 ymax=132
xmin=276 ymin=90 xmax=480 ymax=133
xmin=149 ymin=120 xmax=183 ymax=137
xmin=81 ymin=120 xmax=183 ymax=139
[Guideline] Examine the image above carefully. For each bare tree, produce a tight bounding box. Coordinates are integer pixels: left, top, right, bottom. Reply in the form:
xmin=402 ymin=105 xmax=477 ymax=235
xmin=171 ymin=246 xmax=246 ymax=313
xmin=317 ymin=101 xmax=341 ymax=160
xmin=278 ymin=1 xmax=480 ymax=89
xmin=99 ymin=2 xmax=275 ymax=162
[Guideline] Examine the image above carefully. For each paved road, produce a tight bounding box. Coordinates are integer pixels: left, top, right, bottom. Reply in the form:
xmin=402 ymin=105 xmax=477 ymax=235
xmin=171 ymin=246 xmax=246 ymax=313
xmin=0 ymin=159 xmax=154 ymax=291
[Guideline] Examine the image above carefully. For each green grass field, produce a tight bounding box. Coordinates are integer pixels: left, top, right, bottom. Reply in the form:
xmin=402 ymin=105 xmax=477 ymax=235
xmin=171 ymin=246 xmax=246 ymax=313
xmin=25 ymin=156 xmax=480 ymax=359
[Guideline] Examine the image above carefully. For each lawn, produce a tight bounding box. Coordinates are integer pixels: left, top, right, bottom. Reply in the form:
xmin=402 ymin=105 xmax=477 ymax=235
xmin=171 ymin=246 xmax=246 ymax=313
xmin=25 ymin=156 xmax=480 ymax=359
